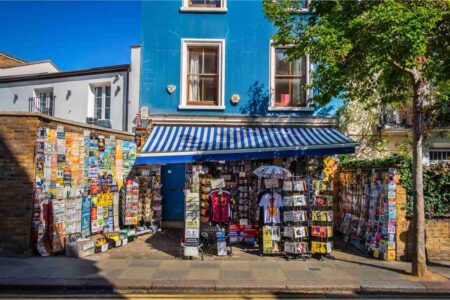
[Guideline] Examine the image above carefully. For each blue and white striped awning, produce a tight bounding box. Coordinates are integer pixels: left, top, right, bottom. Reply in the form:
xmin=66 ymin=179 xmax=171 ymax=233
xmin=137 ymin=126 xmax=355 ymax=164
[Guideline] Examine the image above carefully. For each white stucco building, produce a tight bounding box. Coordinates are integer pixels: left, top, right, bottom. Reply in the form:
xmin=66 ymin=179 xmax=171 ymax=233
xmin=0 ymin=46 xmax=141 ymax=132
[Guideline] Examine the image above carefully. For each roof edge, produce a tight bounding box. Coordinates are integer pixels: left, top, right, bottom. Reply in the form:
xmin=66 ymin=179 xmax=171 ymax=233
xmin=0 ymin=51 xmax=27 ymax=64
xmin=0 ymin=64 xmax=130 ymax=83
xmin=0 ymin=60 xmax=61 ymax=72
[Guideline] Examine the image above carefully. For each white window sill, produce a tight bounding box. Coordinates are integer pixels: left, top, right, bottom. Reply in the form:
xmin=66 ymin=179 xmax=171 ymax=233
xmin=178 ymin=104 xmax=226 ymax=110
xmin=180 ymin=7 xmax=227 ymax=13
xmin=268 ymin=107 xmax=315 ymax=112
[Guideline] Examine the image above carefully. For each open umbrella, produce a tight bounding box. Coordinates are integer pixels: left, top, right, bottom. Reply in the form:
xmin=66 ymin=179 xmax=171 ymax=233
xmin=253 ymin=165 xmax=292 ymax=179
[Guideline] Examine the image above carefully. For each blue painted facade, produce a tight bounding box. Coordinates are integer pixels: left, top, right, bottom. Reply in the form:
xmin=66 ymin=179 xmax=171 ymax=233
xmin=140 ymin=0 xmax=315 ymax=117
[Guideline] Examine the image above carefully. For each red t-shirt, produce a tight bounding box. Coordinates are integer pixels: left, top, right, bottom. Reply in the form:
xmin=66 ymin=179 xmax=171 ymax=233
xmin=210 ymin=191 xmax=231 ymax=223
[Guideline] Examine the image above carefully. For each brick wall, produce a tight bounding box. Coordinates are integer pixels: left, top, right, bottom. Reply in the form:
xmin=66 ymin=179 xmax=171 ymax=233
xmin=0 ymin=116 xmax=39 ymax=255
xmin=0 ymin=112 xmax=134 ymax=256
xmin=381 ymin=181 xmax=450 ymax=262
xmin=397 ymin=218 xmax=450 ymax=262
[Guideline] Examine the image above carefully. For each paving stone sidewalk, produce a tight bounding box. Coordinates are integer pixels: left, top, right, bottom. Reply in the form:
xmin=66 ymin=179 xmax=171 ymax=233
xmin=0 ymin=253 xmax=448 ymax=296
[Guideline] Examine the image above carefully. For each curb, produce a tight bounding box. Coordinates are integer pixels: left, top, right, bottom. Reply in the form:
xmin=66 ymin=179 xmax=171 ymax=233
xmin=0 ymin=279 xmax=449 ymax=296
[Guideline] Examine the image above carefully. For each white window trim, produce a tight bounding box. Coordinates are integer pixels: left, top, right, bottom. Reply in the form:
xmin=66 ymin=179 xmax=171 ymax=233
xmin=180 ymin=0 xmax=227 ymax=13
xmin=268 ymin=41 xmax=314 ymax=112
xmin=179 ymin=38 xmax=226 ymax=110
xmin=272 ymin=0 xmax=309 ymax=13
xmin=89 ymin=82 xmax=112 ymax=119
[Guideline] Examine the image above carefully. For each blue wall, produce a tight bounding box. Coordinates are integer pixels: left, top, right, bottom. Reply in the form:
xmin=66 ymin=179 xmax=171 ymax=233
xmin=141 ymin=0 xmax=317 ymax=117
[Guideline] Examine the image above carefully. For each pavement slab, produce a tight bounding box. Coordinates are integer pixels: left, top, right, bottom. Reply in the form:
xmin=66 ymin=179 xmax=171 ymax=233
xmin=185 ymin=267 xmax=220 ymax=280
xmin=152 ymin=279 xmax=216 ymax=290
xmin=285 ymin=279 xmax=360 ymax=292
xmin=284 ymin=270 xmax=320 ymax=281
xmin=221 ymin=270 xmax=254 ymax=280
xmin=215 ymin=280 xmax=286 ymax=291
xmin=152 ymin=269 xmax=189 ymax=280
xmin=117 ymin=266 xmax=157 ymax=280
xmin=158 ymin=260 xmax=191 ymax=270
xmin=129 ymin=259 xmax=162 ymax=268
xmin=251 ymin=267 xmax=288 ymax=281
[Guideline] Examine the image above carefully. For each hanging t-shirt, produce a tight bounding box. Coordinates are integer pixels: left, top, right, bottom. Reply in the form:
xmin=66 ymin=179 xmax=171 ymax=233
xmin=210 ymin=190 xmax=231 ymax=223
xmin=259 ymin=193 xmax=282 ymax=224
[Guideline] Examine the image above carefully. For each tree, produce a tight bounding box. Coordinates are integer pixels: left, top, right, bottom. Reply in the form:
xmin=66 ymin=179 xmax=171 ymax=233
xmin=263 ymin=0 xmax=449 ymax=277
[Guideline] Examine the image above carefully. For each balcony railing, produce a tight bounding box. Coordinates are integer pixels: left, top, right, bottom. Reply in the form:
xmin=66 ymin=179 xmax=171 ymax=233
xmin=29 ymin=97 xmax=55 ymax=116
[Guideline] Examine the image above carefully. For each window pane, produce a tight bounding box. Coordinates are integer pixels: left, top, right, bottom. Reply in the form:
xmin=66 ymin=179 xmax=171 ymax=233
xmin=275 ymin=78 xmax=290 ymax=106
xmin=188 ymin=75 xmax=201 ymax=102
xmin=291 ymin=77 xmax=307 ymax=106
xmin=292 ymin=57 xmax=307 ymax=76
xmin=190 ymin=0 xmax=221 ymax=7
xmin=202 ymin=76 xmax=217 ymax=102
xmin=275 ymin=78 xmax=306 ymax=107
xmin=94 ymin=86 xmax=102 ymax=119
xmin=275 ymin=49 xmax=289 ymax=75
xmin=189 ymin=48 xmax=203 ymax=74
xmin=203 ymin=49 xmax=218 ymax=74
xmin=105 ymin=86 xmax=111 ymax=120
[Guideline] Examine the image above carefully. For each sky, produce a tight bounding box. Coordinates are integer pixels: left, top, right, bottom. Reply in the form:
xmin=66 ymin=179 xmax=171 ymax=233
xmin=0 ymin=1 xmax=141 ymax=71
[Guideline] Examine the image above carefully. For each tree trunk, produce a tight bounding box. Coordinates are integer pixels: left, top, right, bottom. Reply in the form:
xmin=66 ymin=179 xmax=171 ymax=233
xmin=411 ymin=71 xmax=427 ymax=278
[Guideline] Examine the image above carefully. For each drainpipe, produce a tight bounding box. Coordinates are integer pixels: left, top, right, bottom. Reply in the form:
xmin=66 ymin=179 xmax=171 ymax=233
xmin=125 ymin=67 xmax=130 ymax=132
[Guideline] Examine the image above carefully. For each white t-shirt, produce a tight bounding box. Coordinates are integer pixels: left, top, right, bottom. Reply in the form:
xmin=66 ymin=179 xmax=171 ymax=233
xmin=259 ymin=193 xmax=282 ymax=224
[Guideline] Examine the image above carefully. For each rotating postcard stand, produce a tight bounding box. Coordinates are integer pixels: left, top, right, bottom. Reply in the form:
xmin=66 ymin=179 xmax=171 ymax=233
xmin=253 ymin=166 xmax=290 ymax=256
xmin=282 ymin=176 xmax=311 ymax=261
xmin=309 ymin=177 xmax=335 ymax=261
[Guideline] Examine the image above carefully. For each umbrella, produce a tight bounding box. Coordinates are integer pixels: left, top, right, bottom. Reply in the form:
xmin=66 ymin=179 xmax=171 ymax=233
xmin=253 ymin=165 xmax=292 ymax=179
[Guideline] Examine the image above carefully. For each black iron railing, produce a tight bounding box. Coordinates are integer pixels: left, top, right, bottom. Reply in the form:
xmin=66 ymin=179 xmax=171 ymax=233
xmin=29 ymin=97 xmax=55 ymax=116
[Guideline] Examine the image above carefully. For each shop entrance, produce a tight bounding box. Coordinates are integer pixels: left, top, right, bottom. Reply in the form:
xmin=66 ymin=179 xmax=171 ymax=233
xmin=161 ymin=163 xmax=185 ymax=222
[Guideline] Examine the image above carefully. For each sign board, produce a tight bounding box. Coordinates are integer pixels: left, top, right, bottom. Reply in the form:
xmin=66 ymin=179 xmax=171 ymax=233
xmin=264 ymin=178 xmax=279 ymax=188
xmin=184 ymin=193 xmax=200 ymax=257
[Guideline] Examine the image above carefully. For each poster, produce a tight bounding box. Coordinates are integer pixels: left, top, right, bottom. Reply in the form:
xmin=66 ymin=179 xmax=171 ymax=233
xmin=81 ymin=196 xmax=91 ymax=237
xmin=311 ymin=241 xmax=332 ymax=254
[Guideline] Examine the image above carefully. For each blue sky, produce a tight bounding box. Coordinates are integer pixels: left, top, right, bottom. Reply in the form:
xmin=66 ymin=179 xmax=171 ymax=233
xmin=0 ymin=1 xmax=141 ymax=71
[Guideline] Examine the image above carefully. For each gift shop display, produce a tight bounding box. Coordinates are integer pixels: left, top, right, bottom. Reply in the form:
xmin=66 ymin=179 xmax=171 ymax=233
xmin=337 ymin=168 xmax=398 ymax=261
xmin=31 ymin=125 xmax=162 ymax=257
xmin=178 ymin=156 xmax=344 ymax=260
xmin=135 ymin=165 xmax=163 ymax=226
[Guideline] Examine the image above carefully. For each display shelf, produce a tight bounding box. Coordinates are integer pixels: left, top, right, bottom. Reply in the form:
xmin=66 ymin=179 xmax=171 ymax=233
xmin=282 ymin=176 xmax=310 ymax=261
xmin=308 ymin=177 xmax=335 ymax=261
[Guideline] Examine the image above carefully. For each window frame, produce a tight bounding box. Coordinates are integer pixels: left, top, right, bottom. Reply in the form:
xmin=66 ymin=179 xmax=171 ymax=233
xmin=429 ymin=148 xmax=450 ymax=163
xmin=180 ymin=0 xmax=227 ymax=13
xmin=91 ymin=83 xmax=112 ymax=120
xmin=180 ymin=39 xmax=225 ymax=110
xmin=268 ymin=42 xmax=313 ymax=111
xmin=33 ymin=87 xmax=54 ymax=115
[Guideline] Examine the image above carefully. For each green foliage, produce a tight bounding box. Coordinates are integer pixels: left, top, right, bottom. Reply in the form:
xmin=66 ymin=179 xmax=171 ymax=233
xmin=339 ymin=155 xmax=450 ymax=218
xmin=263 ymin=0 xmax=450 ymax=106
xmin=339 ymin=154 xmax=411 ymax=169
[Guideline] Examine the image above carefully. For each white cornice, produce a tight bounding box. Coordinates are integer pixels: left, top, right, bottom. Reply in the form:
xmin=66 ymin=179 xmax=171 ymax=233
xmin=145 ymin=114 xmax=337 ymax=127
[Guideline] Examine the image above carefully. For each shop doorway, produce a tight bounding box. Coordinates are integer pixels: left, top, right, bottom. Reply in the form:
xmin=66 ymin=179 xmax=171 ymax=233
xmin=161 ymin=163 xmax=185 ymax=222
